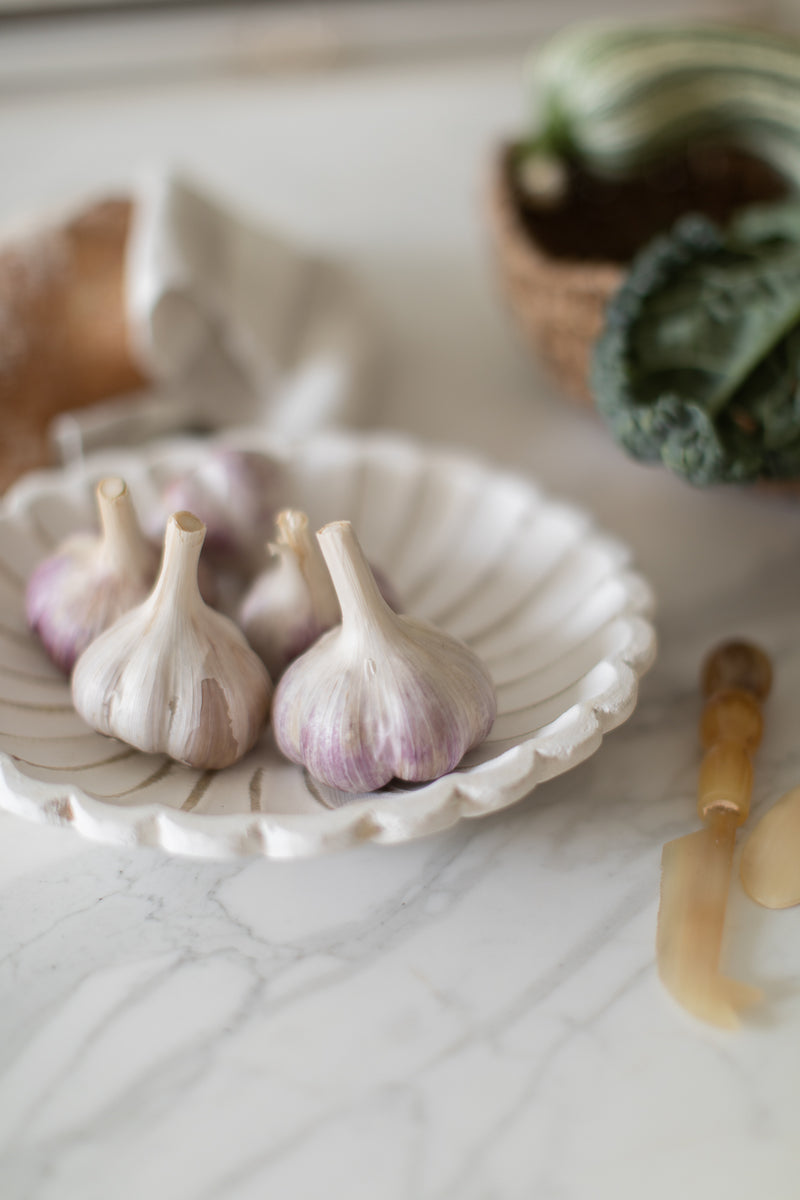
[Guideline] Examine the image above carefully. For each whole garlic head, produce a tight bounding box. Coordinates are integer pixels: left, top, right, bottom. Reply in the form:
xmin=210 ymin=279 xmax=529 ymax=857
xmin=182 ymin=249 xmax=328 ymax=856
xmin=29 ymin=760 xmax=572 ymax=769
xmin=272 ymin=520 xmax=496 ymax=793
xmin=238 ymin=509 xmax=340 ymax=679
xmin=26 ymin=477 xmax=158 ymax=674
xmin=160 ymin=448 xmax=284 ymax=576
xmin=72 ymin=511 xmax=273 ymax=770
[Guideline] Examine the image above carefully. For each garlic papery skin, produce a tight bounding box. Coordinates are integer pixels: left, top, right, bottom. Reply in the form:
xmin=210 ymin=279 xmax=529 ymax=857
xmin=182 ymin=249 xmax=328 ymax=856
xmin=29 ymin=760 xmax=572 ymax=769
xmin=160 ymin=449 xmax=284 ymax=576
xmin=26 ymin=477 xmax=158 ymax=674
xmin=238 ymin=509 xmax=340 ymax=679
xmin=72 ymin=511 xmax=273 ymax=770
xmin=272 ymin=521 xmax=497 ymax=793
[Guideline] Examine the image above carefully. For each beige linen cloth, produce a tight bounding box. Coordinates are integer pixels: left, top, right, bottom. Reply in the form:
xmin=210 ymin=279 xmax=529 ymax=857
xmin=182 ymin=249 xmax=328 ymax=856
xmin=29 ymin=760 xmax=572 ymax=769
xmin=52 ymin=171 xmax=376 ymax=463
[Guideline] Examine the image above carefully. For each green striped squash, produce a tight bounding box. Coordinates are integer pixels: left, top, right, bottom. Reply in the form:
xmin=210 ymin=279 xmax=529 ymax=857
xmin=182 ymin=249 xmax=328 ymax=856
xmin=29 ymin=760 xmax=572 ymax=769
xmin=523 ymin=21 xmax=800 ymax=186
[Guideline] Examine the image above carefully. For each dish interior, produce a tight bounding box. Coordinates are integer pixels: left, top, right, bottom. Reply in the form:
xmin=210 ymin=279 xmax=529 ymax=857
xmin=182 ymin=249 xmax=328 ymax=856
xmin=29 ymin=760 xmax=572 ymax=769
xmin=0 ymin=432 xmax=654 ymax=828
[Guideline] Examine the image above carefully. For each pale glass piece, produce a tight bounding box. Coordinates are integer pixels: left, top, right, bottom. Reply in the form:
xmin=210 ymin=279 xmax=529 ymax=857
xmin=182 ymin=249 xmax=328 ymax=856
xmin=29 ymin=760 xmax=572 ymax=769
xmin=658 ymin=812 xmax=762 ymax=1029
xmin=741 ymin=786 xmax=800 ymax=909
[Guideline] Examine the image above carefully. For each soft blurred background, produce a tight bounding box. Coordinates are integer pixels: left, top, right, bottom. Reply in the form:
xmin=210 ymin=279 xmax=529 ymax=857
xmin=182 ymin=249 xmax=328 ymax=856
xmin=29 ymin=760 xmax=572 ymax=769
xmin=0 ymin=0 xmax=787 ymax=487
xmin=0 ymin=0 xmax=791 ymax=92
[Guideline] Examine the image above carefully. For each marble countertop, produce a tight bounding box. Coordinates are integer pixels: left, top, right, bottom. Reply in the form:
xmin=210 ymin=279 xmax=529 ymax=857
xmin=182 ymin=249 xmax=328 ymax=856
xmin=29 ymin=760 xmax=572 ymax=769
xmin=2 ymin=9 xmax=800 ymax=1198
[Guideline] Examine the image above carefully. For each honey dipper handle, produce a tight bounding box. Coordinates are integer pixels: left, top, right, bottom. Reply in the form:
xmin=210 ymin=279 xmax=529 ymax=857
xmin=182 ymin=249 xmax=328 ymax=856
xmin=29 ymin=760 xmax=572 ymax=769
xmin=697 ymin=641 xmax=771 ymax=826
xmin=701 ymin=640 xmax=772 ymax=701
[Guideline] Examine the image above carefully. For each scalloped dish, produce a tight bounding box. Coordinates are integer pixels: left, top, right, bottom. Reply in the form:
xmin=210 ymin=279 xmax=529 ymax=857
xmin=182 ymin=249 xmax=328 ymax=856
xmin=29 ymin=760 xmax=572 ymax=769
xmin=0 ymin=430 xmax=656 ymax=859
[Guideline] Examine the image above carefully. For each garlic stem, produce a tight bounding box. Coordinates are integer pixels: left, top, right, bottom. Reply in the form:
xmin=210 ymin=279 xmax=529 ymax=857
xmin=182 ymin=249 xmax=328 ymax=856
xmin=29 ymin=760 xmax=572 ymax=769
xmin=276 ymin=509 xmax=340 ymax=627
xmin=148 ymin=510 xmax=205 ymax=617
xmin=96 ymin=477 xmax=153 ymax=577
xmin=316 ymin=521 xmax=394 ymax=640
xmin=275 ymin=508 xmax=306 ymax=546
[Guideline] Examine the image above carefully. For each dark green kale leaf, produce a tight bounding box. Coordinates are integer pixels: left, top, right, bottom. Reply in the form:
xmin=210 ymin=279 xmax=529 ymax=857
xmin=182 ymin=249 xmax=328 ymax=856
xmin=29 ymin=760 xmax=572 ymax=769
xmin=591 ymin=203 xmax=800 ymax=484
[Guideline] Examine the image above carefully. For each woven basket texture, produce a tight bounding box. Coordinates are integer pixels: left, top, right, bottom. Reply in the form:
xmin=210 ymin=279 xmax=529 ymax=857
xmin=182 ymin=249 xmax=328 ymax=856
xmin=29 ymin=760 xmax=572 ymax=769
xmin=486 ymin=145 xmax=788 ymax=407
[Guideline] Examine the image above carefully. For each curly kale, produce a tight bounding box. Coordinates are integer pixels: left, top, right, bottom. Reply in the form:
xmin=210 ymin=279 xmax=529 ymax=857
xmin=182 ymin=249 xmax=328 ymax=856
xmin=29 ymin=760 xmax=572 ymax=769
xmin=591 ymin=203 xmax=800 ymax=484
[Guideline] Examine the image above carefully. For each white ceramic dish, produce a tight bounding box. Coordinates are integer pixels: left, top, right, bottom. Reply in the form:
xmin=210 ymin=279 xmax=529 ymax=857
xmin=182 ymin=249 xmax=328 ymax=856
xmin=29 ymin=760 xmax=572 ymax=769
xmin=0 ymin=429 xmax=656 ymax=859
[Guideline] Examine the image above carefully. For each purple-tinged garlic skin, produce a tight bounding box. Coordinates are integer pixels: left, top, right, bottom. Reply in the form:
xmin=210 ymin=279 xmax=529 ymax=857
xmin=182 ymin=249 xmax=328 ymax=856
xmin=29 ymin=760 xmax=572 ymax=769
xmin=238 ymin=508 xmax=340 ymax=679
xmin=72 ymin=511 xmax=273 ymax=770
xmin=272 ymin=520 xmax=496 ymax=794
xmin=26 ymin=477 xmax=158 ymax=674
xmin=161 ymin=448 xmax=285 ymax=577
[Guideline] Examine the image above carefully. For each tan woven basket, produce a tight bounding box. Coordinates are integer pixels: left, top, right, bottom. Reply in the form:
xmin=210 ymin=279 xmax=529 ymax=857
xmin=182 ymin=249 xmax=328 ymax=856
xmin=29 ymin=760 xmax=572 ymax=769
xmin=486 ymin=144 xmax=788 ymax=408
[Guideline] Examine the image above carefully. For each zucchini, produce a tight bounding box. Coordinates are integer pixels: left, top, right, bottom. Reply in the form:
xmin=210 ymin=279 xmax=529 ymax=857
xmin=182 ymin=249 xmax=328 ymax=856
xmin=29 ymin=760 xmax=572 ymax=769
xmin=522 ymin=21 xmax=800 ymax=187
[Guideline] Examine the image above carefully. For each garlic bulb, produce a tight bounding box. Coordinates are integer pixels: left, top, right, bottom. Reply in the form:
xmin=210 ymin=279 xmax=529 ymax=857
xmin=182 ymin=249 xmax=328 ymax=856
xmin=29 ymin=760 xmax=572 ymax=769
xmin=272 ymin=520 xmax=496 ymax=793
xmin=160 ymin=448 xmax=284 ymax=576
xmin=238 ymin=509 xmax=340 ymax=679
xmin=26 ymin=477 xmax=157 ymax=674
xmin=72 ymin=511 xmax=273 ymax=770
